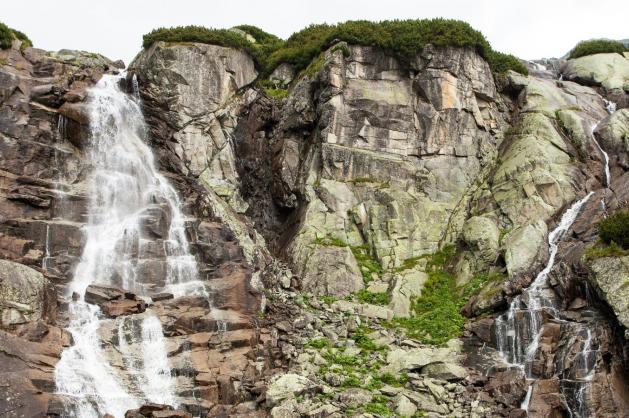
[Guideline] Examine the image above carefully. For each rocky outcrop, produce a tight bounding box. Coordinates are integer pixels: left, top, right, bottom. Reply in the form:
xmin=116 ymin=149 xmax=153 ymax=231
xmin=132 ymin=42 xmax=257 ymax=213
xmin=562 ymin=52 xmax=629 ymax=108
xmin=587 ymin=256 xmax=629 ymax=333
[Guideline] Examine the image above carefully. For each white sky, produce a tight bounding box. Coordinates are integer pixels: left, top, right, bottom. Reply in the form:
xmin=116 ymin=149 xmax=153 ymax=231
xmin=3 ymin=0 xmax=628 ymax=66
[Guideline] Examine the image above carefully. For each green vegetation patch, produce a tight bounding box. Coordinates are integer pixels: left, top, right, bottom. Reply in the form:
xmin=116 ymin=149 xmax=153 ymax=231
xmin=356 ymin=289 xmax=390 ymax=306
xmin=568 ymin=39 xmax=628 ymax=59
xmin=585 ymin=241 xmax=629 ymax=260
xmin=598 ymin=210 xmax=629 ymax=249
xmin=389 ymin=246 xmax=466 ymax=345
xmin=0 ymin=22 xmax=32 ymax=50
xmin=312 ymin=236 xmax=383 ymax=284
xmin=142 ymin=19 xmax=528 ymax=77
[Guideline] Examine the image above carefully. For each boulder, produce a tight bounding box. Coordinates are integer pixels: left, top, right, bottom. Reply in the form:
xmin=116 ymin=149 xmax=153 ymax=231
xmin=384 ymin=341 xmax=461 ymax=374
xmin=84 ymin=284 xmax=126 ymax=305
xmin=504 ymin=220 xmax=548 ymax=278
xmin=421 ymin=362 xmax=468 ymax=381
xmin=390 ymin=269 xmax=427 ymax=317
xmin=462 ymin=216 xmax=500 ymax=267
xmin=0 ymin=260 xmax=56 ymax=327
xmin=394 ymin=394 xmax=417 ymax=417
xmin=266 ymin=374 xmax=321 ymax=407
xmin=338 ymin=387 xmax=373 ymax=407
xmin=102 ymin=298 xmax=146 ymax=318
xmin=484 ymin=368 xmax=527 ymax=407
xmin=301 ymin=245 xmax=364 ymax=297
xmin=563 ymin=53 xmax=629 ymax=92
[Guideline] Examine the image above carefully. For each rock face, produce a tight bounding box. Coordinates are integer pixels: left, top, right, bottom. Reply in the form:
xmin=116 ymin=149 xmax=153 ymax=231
xmin=587 ymin=256 xmax=629 ymax=332
xmin=2 ymin=30 xmax=629 ymax=418
xmin=0 ymin=260 xmax=56 ymax=326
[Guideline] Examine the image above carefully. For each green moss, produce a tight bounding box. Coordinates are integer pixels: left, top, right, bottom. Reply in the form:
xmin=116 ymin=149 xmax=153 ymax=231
xmin=598 ymin=210 xmax=629 ymax=249
xmin=568 ymin=39 xmax=628 ymax=59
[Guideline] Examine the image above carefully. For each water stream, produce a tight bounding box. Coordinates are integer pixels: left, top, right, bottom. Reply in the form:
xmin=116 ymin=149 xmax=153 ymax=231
xmin=494 ymin=192 xmax=594 ymax=414
xmin=54 ymin=73 xmax=203 ymax=417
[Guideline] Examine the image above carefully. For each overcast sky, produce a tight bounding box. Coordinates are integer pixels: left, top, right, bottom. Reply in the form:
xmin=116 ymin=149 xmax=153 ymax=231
xmin=3 ymin=0 xmax=628 ymax=66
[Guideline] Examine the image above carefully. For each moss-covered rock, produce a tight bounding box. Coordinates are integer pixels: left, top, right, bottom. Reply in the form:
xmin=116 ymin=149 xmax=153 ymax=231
xmin=563 ymin=53 xmax=629 ymax=92
xmin=587 ymin=256 xmax=629 ymax=335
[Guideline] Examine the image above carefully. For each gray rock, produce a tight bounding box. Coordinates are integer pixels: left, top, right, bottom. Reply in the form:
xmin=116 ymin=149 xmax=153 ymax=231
xmin=0 ymin=260 xmax=56 ymax=326
xmin=266 ymin=374 xmax=321 ymax=407
xmin=421 ymin=362 xmax=468 ymax=382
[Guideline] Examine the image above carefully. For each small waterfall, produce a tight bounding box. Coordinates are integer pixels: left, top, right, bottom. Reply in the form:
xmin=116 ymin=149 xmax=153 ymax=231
xmin=603 ymin=99 xmax=617 ymax=114
xmin=131 ymin=73 xmax=140 ymax=99
xmin=58 ymin=114 xmax=68 ymax=139
xmin=42 ymin=224 xmax=52 ymax=271
xmin=494 ymin=192 xmax=593 ymax=411
xmin=54 ymin=73 xmax=203 ymax=417
xmin=590 ymin=123 xmax=611 ymax=187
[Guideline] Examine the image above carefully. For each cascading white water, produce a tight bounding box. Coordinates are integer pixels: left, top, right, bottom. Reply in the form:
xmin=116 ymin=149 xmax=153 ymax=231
xmin=603 ymin=99 xmax=617 ymax=114
xmin=591 ymin=123 xmax=611 ymax=187
xmin=54 ymin=73 xmax=203 ymax=417
xmin=42 ymin=224 xmax=52 ymax=271
xmin=494 ymin=192 xmax=593 ymax=411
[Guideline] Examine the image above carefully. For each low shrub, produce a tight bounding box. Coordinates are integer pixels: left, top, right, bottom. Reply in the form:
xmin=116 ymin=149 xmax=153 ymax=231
xmin=568 ymin=39 xmax=627 ymax=59
xmin=0 ymin=22 xmax=32 ymax=50
xmin=141 ymin=19 xmax=528 ymax=77
xmin=598 ymin=210 xmax=629 ymax=249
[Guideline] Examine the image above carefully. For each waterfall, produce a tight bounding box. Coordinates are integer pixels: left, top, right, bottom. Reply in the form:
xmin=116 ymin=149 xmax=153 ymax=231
xmin=591 ymin=123 xmax=611 ymax=188
xmin=42 ymin=224 xmax=52 ymax=271
xmin=494 ymin=192 xmax=593 ymax=411
xmin=603 ymin=99 xmax=617 ymax=114
xmin=54 ymin=73 xmax=203 ymax=417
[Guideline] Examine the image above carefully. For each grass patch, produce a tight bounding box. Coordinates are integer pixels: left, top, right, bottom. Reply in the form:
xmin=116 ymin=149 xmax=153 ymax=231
xmin=305 ymin=337 xmax=333 ymax=349
xmin=364 ymin=394 xmax=394 ymax=417
xmin=0 ymin=22 xmax=32 ymax=50
xmin=584 ymin=241 xmax=629 ymax=260
xmin=388 ymin=246 xmax=465 ymax=345
xmin=352 ymin=326 xmax=383 ymax=352
xmin=568 ymin=39 xmax=628 ymax=59
xmin=356 ymin=289 xmax=390 ymax=306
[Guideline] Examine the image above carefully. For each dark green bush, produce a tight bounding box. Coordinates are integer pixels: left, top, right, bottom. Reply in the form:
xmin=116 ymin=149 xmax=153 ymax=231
xmin=0 ymin=23 xmax=14 ymax=49
xmin=487 ymin=50 xmax=529 ymax=75
xmin=598 ymin=210 xmax=629 ymax=249
xmin=0 ymin=23 xmax=32 ymax=50
xmin=142 ymin=19 xmax=528 ymax=77
xmin=568 ymin=39 xmax=627 ymax=59
xmin=11 ymin=29 xmax=32 ymax=49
